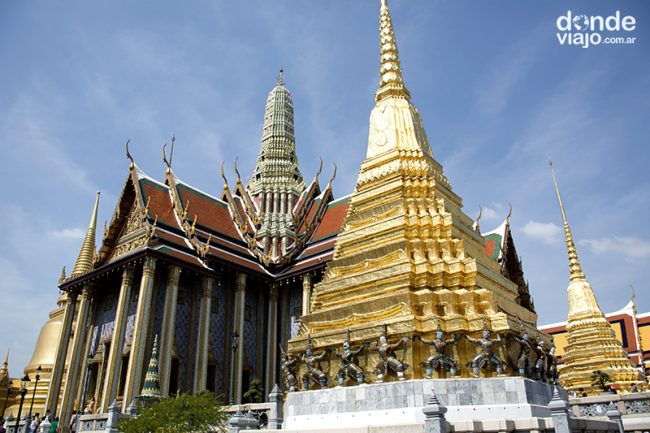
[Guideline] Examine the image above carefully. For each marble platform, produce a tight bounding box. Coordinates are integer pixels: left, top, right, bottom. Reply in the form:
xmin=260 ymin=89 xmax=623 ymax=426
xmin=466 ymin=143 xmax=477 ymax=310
xmin=282 ymin=377 xmax=567 ymax=430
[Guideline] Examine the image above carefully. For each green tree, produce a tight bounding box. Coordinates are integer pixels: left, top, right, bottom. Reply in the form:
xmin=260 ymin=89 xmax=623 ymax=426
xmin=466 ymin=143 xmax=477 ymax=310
xmin=590 ymin=370 xmax=612 ymax=392
xmin=243 ymin=377 xmax=263 ymax=403
xmin=118 ymin=392 xmax=227 ymax=433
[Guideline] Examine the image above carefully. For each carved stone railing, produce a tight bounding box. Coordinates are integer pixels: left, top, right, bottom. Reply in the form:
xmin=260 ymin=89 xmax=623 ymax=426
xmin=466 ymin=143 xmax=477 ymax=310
xmin=570 ymin=392 xmax=650 ymax=418
xmin=77 ymin=413 xmax=109 ymax=433
xmin=4 ymin=418 xmax=28 ymax=433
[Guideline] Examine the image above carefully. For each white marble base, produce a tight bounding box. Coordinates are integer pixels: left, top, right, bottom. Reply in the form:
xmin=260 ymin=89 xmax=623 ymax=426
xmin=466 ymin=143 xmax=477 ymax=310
xmin=283 ymin=377 xmax=566 ymax=430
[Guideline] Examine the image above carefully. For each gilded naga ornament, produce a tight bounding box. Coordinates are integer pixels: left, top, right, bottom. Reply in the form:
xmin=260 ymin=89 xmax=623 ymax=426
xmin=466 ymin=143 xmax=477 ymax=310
xmin=414 ymin=322 xmax=459 ymax=378
xmin=373 ymin=325 xmax=409 ymax=382
xmin=465 ymin=320 xmax=505 ymax=377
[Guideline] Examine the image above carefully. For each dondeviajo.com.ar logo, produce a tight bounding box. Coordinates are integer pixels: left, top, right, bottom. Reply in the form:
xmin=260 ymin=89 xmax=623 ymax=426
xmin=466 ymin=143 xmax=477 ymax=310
xmin=556 ymin=11 xmax=637 ymax=48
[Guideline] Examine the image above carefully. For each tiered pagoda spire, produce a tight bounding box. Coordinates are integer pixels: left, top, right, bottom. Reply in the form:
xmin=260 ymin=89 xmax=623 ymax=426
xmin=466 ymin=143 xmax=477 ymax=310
xmin=140 ymin=335 xmax=161 ymax=399
xmin=550 ymin=162 xmax=640 ymax=393
xmin=376 ymin=0 xmax=410 ymax=102
xmin=70 ymin=191 xmax=100 ymax=278
xmin=247 ymin=69 xmax=306 ymax=260
xmin=288 ymin=0 xmax=539 ymax=379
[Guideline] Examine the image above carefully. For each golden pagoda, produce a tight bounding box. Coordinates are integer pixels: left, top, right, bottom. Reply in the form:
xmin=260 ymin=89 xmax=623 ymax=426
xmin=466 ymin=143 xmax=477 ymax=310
xmin=549 ymin=162 xmax=641 ymax=394
xmin=287 ymin=0 xmax=543 ymax=379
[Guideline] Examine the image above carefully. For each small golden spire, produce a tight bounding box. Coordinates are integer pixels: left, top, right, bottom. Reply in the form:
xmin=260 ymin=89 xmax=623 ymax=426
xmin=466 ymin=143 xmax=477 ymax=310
xmin=376 ymin=0 xmax=410 ymax=102
xmin=549 ymin=161 xmax=585 ymax=282
xmin=0 ymin=350 xmax=8 ymax=377
xmin=71 ymin=191 xmax=101 ymax=278
xmin=58 ymin=266 xmax=67 ymax=285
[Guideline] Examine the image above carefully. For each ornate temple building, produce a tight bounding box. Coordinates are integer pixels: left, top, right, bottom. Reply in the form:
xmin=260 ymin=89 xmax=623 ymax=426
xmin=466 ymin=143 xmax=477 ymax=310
xmin=540 ymin=297 xmax=650 ymax=379
xmin=286 ymin=0 xmax=540 ymax=382
xmin=3 ymin=0 xmax=642 ymax=430
xmin=3 ymin=70 xmax=347 ymax=424
xmin=546 ymin=164 xmax=642 ymax=394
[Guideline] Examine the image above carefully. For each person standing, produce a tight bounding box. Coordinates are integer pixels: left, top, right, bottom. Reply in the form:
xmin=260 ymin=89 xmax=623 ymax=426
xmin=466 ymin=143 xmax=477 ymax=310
xmin=49 ymin=416 xmax=59 ymax=433
xmin=68 ymin=411 xmax=77 ymax=433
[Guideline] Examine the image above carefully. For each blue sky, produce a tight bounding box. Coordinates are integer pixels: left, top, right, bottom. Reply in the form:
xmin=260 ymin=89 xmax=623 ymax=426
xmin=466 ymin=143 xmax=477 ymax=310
xmin=1 ymin=0 xmax=648 ymax=373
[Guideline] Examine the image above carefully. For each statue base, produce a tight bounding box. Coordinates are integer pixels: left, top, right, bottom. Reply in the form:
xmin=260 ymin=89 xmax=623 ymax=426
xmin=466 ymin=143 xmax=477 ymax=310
xmin=282 ymin=377 xmax=566 ymax=431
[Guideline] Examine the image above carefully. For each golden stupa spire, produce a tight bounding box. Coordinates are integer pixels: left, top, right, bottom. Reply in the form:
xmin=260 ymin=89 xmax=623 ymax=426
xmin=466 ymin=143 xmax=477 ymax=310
xmin=71 ymin=191 xmax=101 ymax=278
xmin=549 ymin=161 xmax=640 ymax=393
xmin=549 ymin=161 xmax=585 ymax=282
xmin=0 ymin=350 xmax=8 ymax=379
xmin=376 ymin=0 xmax=410 ymax=102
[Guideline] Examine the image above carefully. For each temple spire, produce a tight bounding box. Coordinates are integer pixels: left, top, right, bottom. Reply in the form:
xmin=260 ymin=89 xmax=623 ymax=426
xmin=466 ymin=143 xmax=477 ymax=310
xmin=71 ymin=191 xmax=100 ymax=278
xmin=0 ymin=350 xmax=9 ymax=384
xmin=549 ymin=161 xmax=585 ymax=282
xmin=140 ymin=335 xmax=161 ymax=399
xmin=277 ymin=67 xmax=284 ymax=86
xmin=376 ymin=0 xmax=410 ymax=101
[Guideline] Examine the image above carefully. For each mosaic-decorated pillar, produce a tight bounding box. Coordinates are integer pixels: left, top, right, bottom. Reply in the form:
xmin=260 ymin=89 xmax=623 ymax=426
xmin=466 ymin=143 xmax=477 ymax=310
xmin=46 ymin=291 xmax=78 ymax=415
xmin=193 ymin=277 xmax=213 ymax=393
xmin=159 ymin=265 xmax=181 ymax=397
xmin=233 ymin=272 xmax=246 ymax=404
xmin=100 ymin=265 xmax=134 ymax=411
xmin=302 ymin=274 xmax=312 ymax=316
xmin=60 ymin=284 xmax=93 ymax=426
xmin=122 ymin=257 xmax=156 ymax=411
xmin=265 ymin=284 xmax=279 ymax=394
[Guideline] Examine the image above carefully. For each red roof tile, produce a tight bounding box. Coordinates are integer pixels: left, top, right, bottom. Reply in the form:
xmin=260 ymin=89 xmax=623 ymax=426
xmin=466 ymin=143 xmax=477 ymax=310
xmin=139 ymin=180 xmax=179 ymax=230
xmin=311 ymin=199 xmax=348 ymax=241
xmin=176 ymin=184 xmax=243 ymax=241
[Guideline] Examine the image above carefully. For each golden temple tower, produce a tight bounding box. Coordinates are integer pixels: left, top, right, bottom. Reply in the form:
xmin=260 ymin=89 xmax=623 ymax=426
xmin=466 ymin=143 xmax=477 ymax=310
xmin=550 ymin=162 xmax=641 ymax=394
xmin=288 ymin=0 xmax=541 ymax=380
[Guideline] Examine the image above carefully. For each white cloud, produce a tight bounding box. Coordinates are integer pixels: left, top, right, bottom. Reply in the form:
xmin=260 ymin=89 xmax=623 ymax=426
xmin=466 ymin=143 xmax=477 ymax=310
xmin=581 ymin=236 xmax=650 ymax=261
xmin=521 ymin=220 xmax=562 ymax=244
xmin=47 ymin=227 xmax=85 ymax=240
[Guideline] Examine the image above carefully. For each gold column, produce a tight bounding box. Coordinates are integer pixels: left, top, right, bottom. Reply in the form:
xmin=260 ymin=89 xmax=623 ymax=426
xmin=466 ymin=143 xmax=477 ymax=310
xmin=233 ymin=272 xmax=246 ymax=403
xmin=301 ymin=274 xmax=312 ymax=316
xmin=59 ymin=285 xmax=93 ymax=424
xmin=100 ymin=265 xmax=134 ymax=411
xmin=159 ymin=265 xmax=181 ymax=397
xmin=45 ymin=291 xmax=78 ymax=415
xmin=265 ymin=284 xmax=279 ymax=394
xmin=122 ymin=257 xmax=156 ymax=410
xmin=193 ymin=277 xmax=213 ymax=393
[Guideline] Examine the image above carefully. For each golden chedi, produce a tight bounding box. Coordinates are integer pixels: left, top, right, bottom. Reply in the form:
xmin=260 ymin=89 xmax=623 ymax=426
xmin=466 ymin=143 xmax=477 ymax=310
xmin=287 ymin=0 xmax=544 ymax=381
xmin=550 ymin=163 xmax=641 ymax=394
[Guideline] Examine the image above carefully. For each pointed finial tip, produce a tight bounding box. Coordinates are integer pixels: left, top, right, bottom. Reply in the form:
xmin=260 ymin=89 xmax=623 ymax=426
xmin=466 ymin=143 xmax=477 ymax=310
xmin=277 ymin=66 xmax=285 ymax=86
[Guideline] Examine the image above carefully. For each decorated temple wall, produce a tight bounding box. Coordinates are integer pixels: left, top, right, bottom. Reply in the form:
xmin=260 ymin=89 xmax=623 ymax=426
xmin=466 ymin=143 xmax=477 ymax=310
xmin=243 ymin=284 xmax=260 ymax=383
xmin=88 ymin=287 xmax=118 ymax=360
xmin=290 ymin=322 xmax=553 ymax=389
xmin=174 ymin=274 xmax=198 ymax=393
xmin=209 ymin=277 xmax=228 ymax=397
